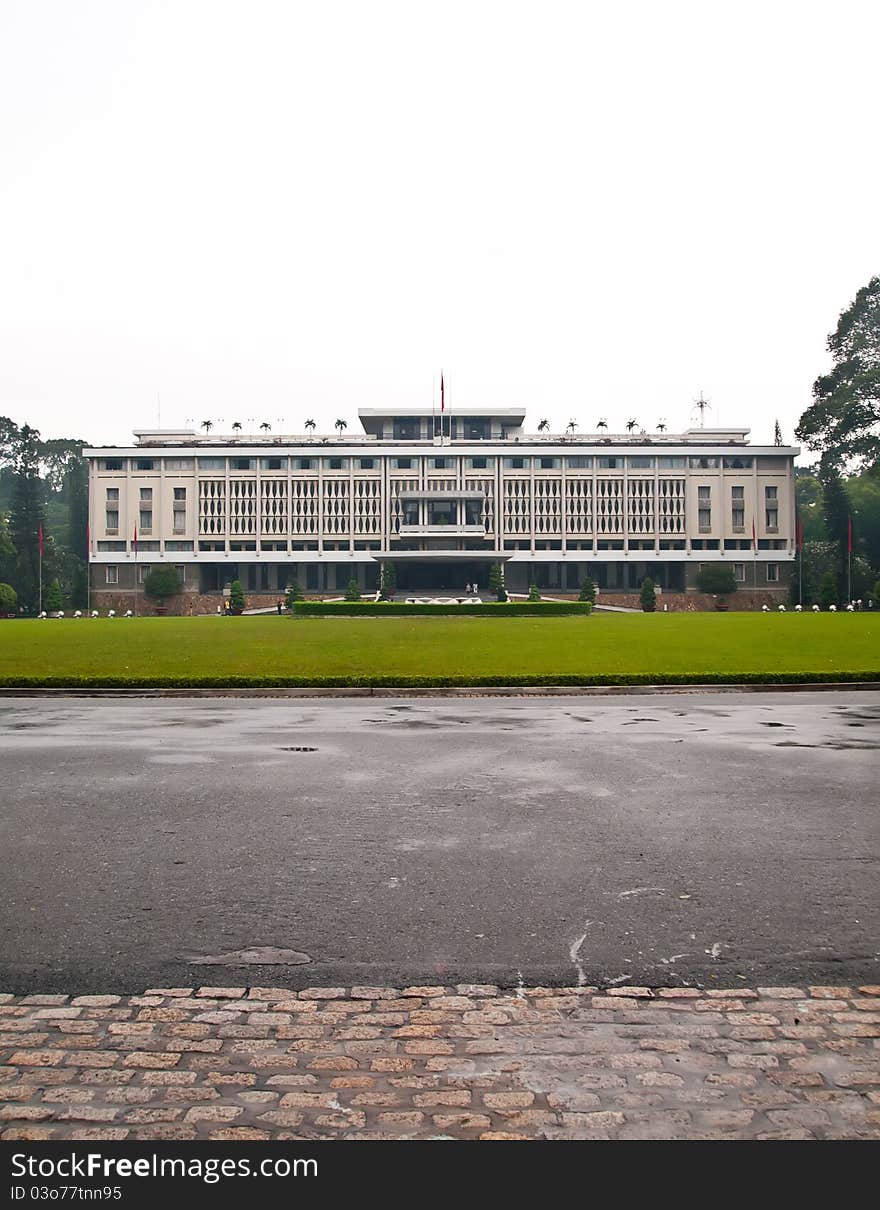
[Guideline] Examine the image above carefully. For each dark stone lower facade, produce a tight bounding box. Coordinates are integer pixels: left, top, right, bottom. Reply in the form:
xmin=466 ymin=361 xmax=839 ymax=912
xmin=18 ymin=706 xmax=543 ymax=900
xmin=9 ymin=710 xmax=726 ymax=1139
xmin=90 ymin=557 xmax=792 ymax=614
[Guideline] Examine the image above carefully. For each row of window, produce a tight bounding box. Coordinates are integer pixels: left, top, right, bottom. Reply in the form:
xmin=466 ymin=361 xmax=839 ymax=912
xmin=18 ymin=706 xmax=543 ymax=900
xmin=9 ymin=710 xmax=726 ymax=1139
xmin=697 ymin=485 xmax=779 ymax=533
xmin=103 ymin=558 xmax=779 ymax=584
xmin=105 ymin=487 xmax=187 ymax=535
xmin=97 ymin=453 xmax=782 ymax=473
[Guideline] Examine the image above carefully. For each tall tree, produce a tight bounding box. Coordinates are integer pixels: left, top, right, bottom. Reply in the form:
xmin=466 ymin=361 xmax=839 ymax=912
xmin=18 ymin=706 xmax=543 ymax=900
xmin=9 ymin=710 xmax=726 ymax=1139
xmin=9 ymin=425 xmax=47 ymax=608
xmin=796 ymin=276 xmax=880 ymax=470
xmin=820 ymin=466 xmax=851 ymax=598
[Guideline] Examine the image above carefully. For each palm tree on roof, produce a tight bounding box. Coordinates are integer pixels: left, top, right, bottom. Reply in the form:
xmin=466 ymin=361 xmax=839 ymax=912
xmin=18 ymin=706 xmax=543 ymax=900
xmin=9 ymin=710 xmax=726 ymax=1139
xmin=231 ymin=421 xmax=242 ymax=432
xmin=201 ymin=420 xmax=213 ymax=434
xmin=625 ymin=418 xmax=638 ymax=434
xmin=260 ymin=422 xmax=271 ymax=433
xmin=304 ymin=418 xmax=316 ymax=435
xmin=537 ymin=418 xmax=550 ymax=433
xmin=335 ymin=418 xmax=348 ymax=437
xmin=596 ymin=418 xmax=608 ymax=431
xmin=656 ymin=420 xmax=667 ymax=432
xmin=566 ymin=419 xmax=578 ymax=435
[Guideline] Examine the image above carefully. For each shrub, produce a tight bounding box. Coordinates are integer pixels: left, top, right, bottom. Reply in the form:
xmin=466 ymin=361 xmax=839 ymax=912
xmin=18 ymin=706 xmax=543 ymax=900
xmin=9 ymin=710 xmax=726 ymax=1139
xmin=228 ymin=580 xmax=245 ymax=613
xmin=285 ymin=580 xmax=304 ymax=609
xmin=0 ymin=582 xmax=17 ymax=613
xmin=45 ymin=579 xmax=63 ymax=612
xmin=578 ymin=578 xmax=596 ymax=605
xmin=292 ymin=602 xmax=591 ymax=617
xmin=344 ymin=578 xmax=362 ymax=602
xmin=696 ymin=565 xmax=737 ymax=595
xmin=528 ymin=584 xmax=541 ymax=602
xmin=819 ymin=572 xmax=837 ymax=610
xmin=143 ymin=565 xmax=181 ymax=600
xmin=640 ymin=577 xmax=656 ymax=612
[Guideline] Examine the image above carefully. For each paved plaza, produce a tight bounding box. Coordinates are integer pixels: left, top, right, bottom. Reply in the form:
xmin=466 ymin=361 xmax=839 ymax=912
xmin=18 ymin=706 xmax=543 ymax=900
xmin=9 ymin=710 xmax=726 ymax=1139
xmin=2 ymin=982 xmax=879 ymax=1140
xmin=1 ymin=691 xmax=877 ymax=1139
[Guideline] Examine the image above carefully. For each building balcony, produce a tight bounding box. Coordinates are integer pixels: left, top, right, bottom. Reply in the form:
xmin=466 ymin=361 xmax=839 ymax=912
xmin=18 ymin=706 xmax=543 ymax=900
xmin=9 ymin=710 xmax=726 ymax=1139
xmin=395 ymin=524 xmax=490 ymax=538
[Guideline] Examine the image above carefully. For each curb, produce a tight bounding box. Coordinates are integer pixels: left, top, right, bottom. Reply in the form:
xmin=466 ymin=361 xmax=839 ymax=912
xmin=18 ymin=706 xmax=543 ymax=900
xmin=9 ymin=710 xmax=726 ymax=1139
xmin=0 ymin=681 xmax=878 ymax=699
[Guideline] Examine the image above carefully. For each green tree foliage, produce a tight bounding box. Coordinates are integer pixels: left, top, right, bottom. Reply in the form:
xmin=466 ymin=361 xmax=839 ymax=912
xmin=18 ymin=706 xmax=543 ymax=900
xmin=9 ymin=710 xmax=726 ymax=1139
xmin=143 ymin=565 xmax=181 ymax=599
xmin=820 ymin=466 xmax=851 ymax=598
xmin=578 ymin=577 xmax=596 ymax=604
xmin=796 ymin=276 xmax=880 ymax=470
xmin=527 ymin=583 xmax=541 ymax=601
xmin=285 ymin=579 xmax=304 ymax=608
xmin=640 ymin=576 xmax=656 ymax=611
xmin=0 ymin=582 xmax=17 ymax=613
xmin=696 ymin=565 xmax=737 ymax=594
xmin=794 ymin=468 xmax=828 ymax=543
xmin=0 ymin=514 xmax=15 ymax=585
xmin=344 ymin=578 xmax=362 ymax=601
xmin=228 ymin=580 xmax=245 ymax=613
xmin=847 ymin=467 xmax=880 ymax=573
xmin=44 ymin=578 xmax=63 ymax=612
xmin=9 ymin=425 xmax=47 ymax=609
xmin=819 ymin=571 xmax=837 ymax=610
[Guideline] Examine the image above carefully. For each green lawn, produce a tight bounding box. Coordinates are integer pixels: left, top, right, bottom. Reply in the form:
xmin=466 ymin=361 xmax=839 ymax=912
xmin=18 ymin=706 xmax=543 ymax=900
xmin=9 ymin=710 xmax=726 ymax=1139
xmin=0 ymin=613 xmax=877 ymax=686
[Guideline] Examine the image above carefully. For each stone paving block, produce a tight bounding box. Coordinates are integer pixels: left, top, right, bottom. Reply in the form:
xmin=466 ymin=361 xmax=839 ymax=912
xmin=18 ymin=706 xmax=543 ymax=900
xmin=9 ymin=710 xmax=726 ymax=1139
xmin=1 ymin=984 xmax=877 ymax=1140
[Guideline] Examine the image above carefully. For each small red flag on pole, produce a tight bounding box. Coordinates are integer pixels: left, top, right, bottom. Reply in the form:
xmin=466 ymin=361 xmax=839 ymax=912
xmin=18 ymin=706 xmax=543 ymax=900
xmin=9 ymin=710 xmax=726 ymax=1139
xmin=796 ymin=513 xmax=803 ymax=551
xmin=847 ymin=515 xmax=853 ymax=553
xmin=133 ymin=524 xmax=138 ymax=557
xmin=38 ymin=524 xmax=44 ymax=557
xmin=751 ymin=518 xmax=757 ymax=551
xmin=440 ymin=372 xmax=445 ymax=413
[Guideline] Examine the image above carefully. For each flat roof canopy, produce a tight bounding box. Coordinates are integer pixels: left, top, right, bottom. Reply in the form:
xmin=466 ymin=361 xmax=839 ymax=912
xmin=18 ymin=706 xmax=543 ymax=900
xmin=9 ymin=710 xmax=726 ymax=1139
xmin=370 ymin=551 xmax=512 ymax=562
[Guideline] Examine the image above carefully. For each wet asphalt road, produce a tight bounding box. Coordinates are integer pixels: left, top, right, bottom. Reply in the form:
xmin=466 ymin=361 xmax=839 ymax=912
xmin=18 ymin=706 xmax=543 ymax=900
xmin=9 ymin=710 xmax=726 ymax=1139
xmin=0 ymin=692 xmax=877 ymax=994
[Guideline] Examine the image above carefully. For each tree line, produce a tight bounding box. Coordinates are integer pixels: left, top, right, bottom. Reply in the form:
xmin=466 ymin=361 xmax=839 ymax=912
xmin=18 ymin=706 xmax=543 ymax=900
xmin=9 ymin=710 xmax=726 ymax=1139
xmin=0 ymin=419 xmax=87 ymax=613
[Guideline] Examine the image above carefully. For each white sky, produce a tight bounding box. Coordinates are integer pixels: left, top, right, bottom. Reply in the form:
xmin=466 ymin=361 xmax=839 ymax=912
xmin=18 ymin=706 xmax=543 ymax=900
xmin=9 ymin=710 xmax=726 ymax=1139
xmin=1 ymin=0 xmax=878 ymax=454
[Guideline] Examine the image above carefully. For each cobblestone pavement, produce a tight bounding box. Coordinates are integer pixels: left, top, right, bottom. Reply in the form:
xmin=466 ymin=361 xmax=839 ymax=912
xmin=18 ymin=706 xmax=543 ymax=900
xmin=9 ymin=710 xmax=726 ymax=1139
xmin=2 ymin=984 xmax=879 ymax=1141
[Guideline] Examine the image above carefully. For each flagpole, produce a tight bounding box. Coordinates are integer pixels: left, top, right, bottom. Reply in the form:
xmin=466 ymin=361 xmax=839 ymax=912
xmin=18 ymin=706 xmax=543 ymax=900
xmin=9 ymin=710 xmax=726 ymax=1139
xmin=847 ymin=516 xmax=852 ymax=604
xmin=134 ymin=525 xmax=138 ymax=618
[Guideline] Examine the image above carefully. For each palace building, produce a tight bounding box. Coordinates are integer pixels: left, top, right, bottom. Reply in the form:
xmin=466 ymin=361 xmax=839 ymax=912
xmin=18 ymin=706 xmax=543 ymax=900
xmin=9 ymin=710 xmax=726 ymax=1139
xmin=84 ymin=408 xmax=797 ymax=607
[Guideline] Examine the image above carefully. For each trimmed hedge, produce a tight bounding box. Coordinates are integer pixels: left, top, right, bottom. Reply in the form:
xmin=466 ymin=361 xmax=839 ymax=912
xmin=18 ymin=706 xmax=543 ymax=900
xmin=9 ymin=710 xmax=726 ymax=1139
xmin=292 ymin=602 xmax=591 ymax=617
xmin=0 ymin=670 xmax=876 ymax=689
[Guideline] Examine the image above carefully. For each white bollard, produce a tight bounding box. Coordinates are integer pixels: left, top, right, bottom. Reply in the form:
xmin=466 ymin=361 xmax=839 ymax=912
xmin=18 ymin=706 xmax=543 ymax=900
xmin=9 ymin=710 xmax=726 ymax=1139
xmin=74 ymin=610 xmax=82 ymax=618
xmin=778 ymin=604 xmax=785 ymax=612
xmin=91 ymin=610 xmax=99 ymax=618
xmin=829 ymin=605 xmax=837 ymax=612
xmin=812 ymin=604 xmax=820 ymax=611
xmin=795 ymin=604 xmax=802 ymax=612
xmin=762 ymin=604 xmax=769 ymax=612
xmin=124 ymin=610 xmax=133 ymax=617
xmin=57 ymin=610 xmax=64 ymax=618
xmin=39 ymin=611 xmax=47 ymax=619
xmin=846 ymin=604 xmax=855 ymax=611
xmin=108 ymin=610 xmax=116 ymax=618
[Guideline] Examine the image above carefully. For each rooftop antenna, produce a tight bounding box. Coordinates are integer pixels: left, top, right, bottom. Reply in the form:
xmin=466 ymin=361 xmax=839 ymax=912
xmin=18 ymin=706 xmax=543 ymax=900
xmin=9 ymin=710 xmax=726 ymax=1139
xmin=693 ymin=392 xmax=711 ymax=428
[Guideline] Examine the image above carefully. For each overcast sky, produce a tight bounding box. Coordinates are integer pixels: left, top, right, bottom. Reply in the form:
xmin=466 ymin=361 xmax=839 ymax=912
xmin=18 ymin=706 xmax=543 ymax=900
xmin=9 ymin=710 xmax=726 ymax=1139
xmin=1 ymin=1 xmax=878 ymax=454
